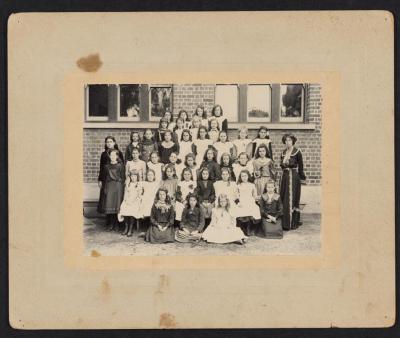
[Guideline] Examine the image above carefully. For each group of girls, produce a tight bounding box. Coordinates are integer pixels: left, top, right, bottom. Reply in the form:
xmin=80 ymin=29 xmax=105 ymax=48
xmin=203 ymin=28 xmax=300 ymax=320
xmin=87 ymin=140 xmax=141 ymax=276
xmin=97 ymin=104 xmax=306 ymax=244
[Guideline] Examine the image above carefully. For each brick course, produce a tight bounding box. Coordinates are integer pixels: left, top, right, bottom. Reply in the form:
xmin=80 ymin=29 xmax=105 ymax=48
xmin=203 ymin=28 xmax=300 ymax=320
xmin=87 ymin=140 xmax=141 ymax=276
xmin=84 ymin=84 xmax=322 ymax=185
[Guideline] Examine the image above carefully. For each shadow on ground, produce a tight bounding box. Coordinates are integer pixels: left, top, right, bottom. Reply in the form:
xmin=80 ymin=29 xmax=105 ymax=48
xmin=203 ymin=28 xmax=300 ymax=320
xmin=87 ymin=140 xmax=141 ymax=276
xmin=83 ymin=214 xmax=321 ymax=256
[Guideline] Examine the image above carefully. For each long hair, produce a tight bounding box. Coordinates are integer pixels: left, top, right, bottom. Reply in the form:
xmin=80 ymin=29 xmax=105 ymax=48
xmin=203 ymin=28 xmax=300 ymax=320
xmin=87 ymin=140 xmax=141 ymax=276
xmin=237 ymin=169 xmax=251 ymax=184
xmin=209 ymin=117 xmax=220 ymax=130
xmin=145 ymin=168 xmax=156 ymax=182
xmin=109 ymin=148 xmax=122 ymax=163
xmin=178 ymin=109 xmax=189 ymax=122
xmin=217 ymin=130 xmax=229 ymax=142
xmin=255 ymin=144 xmax=270 ymax=159
xmin=212 ymin=104 xmax=223 ymax=117
xmin=197 ymin=125 xmax=209 ymax=139
xmin=184 ymin=153 xmax=196 ymax=167
xmin=219 ymin=152 xmax=233 ymax=167
xmin=217 ymin=193 xmax=230 ymax=211
xmin=154 ymin=187 xmax=172 ymax=205
xmin=104 ymin=136 xmax=120 ymax=151
xmin=255 ymin=126 xmax=270 ymax=140
xmin=174 ymin=117 xmax=185 ymax=131
xmin=237 ymin=151 xmax=250 ymax=163
xmin=162 ymin=130 xmax=174 ymax=142
xmin=127 ymin=170 xmax=140 ymax=186
xmin=203 ymin=146 xmax=218 ymax=162
xmin=220 ymin=167 xmax=231 ymax=182
xmin=158 ymin=117 xmax=169 ymax=129
xmin=129 ymin=131 xmax=140 ymax=143
xmin=185 ymin=192 xmax=200 ymax=208
xmin=149 ymin=150 xmax=159 ymax=163
xmin=198 ymin=167 xmax=210 ymax=181
xmin=237 ymin=126 xmax=249 ymax=139
xmin=142 ymin=128 xmax=155 ymax=142
xmin=180 ymin=167 xmax=194 ymax=181
xmin=194 ymin=104 xmax=204 ymax=117
xmin=181 ymin=129 xmax=192 ymax=142
xmin=162 ymin=163 xmax=177 ymax=180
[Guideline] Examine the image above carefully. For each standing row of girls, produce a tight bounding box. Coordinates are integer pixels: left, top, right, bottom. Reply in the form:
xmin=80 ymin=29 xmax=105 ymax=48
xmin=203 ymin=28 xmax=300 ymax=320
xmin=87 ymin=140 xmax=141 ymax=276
xmin=96 ymin=106 xmax=306 ymax=244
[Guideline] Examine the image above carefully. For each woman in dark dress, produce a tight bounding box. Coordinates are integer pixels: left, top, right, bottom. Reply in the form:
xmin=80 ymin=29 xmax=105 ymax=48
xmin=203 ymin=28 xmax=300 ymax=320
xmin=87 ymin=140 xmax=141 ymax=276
xmin=279 ymin=134 xmax=306 ymax=230
xmin=103 ymin=149 xmax=126 ymax=231
xmin=97 ymin=136 xmax=124 ymax=213
xmin=145 ymin=188 xmax=176 ymax=243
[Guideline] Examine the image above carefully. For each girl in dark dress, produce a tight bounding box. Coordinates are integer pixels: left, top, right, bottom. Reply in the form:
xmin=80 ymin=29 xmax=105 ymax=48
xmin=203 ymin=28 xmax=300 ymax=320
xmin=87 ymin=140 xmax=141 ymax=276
xmin=97 ymin=136 xmax=124 ymax=214
xmin=259 ymin=179 xmax=283 ymax=239
xmin=195 ymin=167 xmax=216 ymax=220
xmin=199 ymin=147 xmax=221 ymax=182
xmin=219 ymin=153 xmax=236 ymax=182
xmin=140 ymin=128 xmax=157 ymax=163
xmin=155 ymin=117 xmax=170 ymax=144
xmin=158 ymin=130 xmax=180 ymax=164
xmin=145 ymin=188 xmax=176 ymax=243
xmin=125 ymin=131 xmax=141 ymax=162
xmin=175 ymin=193 xmax=205 ymax=242
xmin=103 ymin=149 xmax=125 ymax=231
xmin=211 ymin=104 xmax=228 ymax=132
xmin=280 ymin=134 xmax=306 ymax=230
xmin=251 ymin=126 xmax=273 ymax=160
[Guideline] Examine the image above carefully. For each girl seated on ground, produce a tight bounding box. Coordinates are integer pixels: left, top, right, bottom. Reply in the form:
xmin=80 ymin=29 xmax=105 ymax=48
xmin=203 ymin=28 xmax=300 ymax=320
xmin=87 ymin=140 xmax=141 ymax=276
xmin=175 ymin=193 xmax=205 ymax=243
xmin=201 ymin=194 xmax=247 ymax=244
xmin=145 ymin=188 xmax=176 ymax=243
xmin=259 ymin=179 xmax=283 ymax=239
xmin=118 ymin=170 xmax=143 ymax=237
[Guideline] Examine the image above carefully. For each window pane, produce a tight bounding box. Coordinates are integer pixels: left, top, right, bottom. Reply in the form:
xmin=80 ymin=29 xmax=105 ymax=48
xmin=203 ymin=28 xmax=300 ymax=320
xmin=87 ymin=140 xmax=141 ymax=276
xmin=247 ymin=84 xmax=271 ymax=122
xmin=215 ymin=84 xmax=238 ymax=122
xmin=150 ymin=86 xmax=172 ymax=121
xmin=280 ymin=84 xmax=304 ymax=122
xmin=87 ymin=85 xmax=108 ymax=119
xmin=119 ymin=84 xmax=141 ymax=120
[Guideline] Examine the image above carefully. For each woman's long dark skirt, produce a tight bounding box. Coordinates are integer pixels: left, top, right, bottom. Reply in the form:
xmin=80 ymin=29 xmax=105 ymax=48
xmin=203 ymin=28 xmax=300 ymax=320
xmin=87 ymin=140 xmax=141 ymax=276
xmin=280 ymin=168 xmax=302 ymax=230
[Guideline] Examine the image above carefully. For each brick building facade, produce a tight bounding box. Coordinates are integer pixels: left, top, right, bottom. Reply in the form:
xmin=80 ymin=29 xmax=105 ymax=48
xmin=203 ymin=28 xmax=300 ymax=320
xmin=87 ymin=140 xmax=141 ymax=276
xmin=83 ymin=84 xmax=322 ymax=186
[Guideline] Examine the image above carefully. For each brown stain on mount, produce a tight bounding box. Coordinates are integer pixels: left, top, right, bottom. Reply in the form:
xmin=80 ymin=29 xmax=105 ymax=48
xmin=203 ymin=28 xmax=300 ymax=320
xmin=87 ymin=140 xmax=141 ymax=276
xmin=159 ymin=313 xmax=177 ymax=328
xmin=76 ymin=53 xmax=102 ymax=72
xmin=91 ymin=249 xmax=101 ymax=257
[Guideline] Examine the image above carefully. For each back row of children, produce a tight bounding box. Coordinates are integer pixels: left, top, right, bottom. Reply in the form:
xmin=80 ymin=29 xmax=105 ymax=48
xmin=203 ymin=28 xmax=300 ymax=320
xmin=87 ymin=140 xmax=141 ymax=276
xmin=97 ymin=105 xmax=306 ymax=244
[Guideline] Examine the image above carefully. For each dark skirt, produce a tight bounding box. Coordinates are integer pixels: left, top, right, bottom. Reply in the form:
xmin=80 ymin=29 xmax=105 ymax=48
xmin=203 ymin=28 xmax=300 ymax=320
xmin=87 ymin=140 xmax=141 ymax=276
xmin=97 ymin=185 xmax=106 ymax=213
xmin=258 ymin=218 xmax=283 ymax=239
xmin=145 ymin=223 xmax=175 ymax=243
xmin=280 ymin=169 xmax=301 ymax=230
xmin=102 ymin=181 xmax=124 ymax=214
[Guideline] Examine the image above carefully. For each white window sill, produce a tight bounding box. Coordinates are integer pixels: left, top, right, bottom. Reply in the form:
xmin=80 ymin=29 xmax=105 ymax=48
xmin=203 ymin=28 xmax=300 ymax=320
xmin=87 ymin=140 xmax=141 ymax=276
xmin=83 ymin=122 xmax=316 ymax=130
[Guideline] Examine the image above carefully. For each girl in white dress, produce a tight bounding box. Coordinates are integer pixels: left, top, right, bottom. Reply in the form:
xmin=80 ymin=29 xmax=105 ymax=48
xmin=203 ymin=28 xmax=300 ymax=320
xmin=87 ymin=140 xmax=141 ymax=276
xmin=235 ymin=170 xmax=261 ymax=220
xmin=214 ymin=130 xmax=235 ymax=163
xmin=173 ymin=117 xmax=185 ymax=144
xmin=190 ymin=115 xmax=201 ymax=141
xmin=118 ymin=170 xmax=143 ymax=237
xmin=232 ymin=126 xmax=253 ymax=160
xmin=201 ymin=194 xmax=247 ymax=244
xmin=200 ymin=106 xmax=212 ymax=128
xmin=140 ymin=169 xmax=160 ymax=219
xmin=233 ymin=152 xmax=254 ymax=182
xmin=251 ymin=126 xmax=273 ymax=160
xmin=178 ymin=129 xmax=194 ymax=163
xmin=193 ymin=126 xmax=213 ymax=165
xmin=213 ymin=167 xmax=239 ymax=216
xmin=208 ymin=118 xmax=220 ymax=144
xmin=211 ymin=104 xmax=228 ymax=132
xmin=147 ymin=151 xmax=164 ymax=183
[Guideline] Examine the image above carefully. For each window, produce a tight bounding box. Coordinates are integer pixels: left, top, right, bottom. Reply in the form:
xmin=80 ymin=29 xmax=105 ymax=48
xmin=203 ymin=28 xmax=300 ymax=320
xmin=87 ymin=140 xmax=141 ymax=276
xmin=118 ymin=84 xmax=141 ymax=121
xmin=246 ymin=84 xmax=271 ymax=122
xmin=215 ymin=84 xmax=239 ymax=122
xmin=85 ymin=84 xmax=109 ymax=121
xmin=279 ymin=84 xmax=304 ymax=123
xmin=149 ymin=85 xmax=173 ymax=121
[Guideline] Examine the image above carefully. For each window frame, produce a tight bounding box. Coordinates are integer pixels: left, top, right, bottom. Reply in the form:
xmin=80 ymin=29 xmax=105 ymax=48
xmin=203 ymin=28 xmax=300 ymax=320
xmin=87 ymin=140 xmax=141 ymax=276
xmin=214 ymin=83 xmax=240 ymax=123
xmin=278 ymin=83 xmax=306 ymax=123
xmin=85 ymin=84 xmax=110 ymax=122
xmin=117 ymin=84 xmax=142 ymax=122
xmin=246 ymin=83 xmax=272 ymax=123
xmin=148 ymin=84 xmax=173 ymax=122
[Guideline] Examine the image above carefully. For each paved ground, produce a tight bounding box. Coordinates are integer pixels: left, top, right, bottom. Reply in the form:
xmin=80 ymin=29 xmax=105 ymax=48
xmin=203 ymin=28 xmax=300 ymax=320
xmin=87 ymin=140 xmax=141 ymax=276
xmin=84 ymin=213 xmax=321 ymax=256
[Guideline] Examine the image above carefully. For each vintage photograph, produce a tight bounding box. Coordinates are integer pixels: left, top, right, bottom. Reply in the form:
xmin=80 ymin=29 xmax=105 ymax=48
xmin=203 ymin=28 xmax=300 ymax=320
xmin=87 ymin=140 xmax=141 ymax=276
xmin=83 ymin=83 xmax=322 ymax=256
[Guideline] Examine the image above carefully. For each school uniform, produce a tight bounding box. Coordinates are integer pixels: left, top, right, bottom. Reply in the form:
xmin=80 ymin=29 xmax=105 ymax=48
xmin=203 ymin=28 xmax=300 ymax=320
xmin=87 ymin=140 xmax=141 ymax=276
xmin=259 ymin=192 xmax=283 ymax=238
xmin=145 ymin=202 xmax=175 ymax=243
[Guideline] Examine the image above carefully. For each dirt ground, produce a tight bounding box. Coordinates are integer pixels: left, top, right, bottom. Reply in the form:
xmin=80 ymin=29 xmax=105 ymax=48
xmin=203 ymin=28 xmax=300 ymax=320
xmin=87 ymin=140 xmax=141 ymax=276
xmin=84 ymin=213 xmax=321 ymax=256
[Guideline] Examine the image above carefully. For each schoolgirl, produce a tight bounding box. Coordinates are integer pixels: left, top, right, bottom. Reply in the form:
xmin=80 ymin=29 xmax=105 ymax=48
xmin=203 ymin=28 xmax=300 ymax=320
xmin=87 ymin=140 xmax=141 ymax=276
xmin=208 ymin=118 xmax=220 ymax=144
xmin=253 ymin=144 xmax=276 ymax=199
xmin=211 ymin=104 xmax=228 ymax=132
xmin=158 ymin=130 xmax=180 ymax=164
xmin=190 ymin=115 xmax=201 ymax=141
xmin=192 ymin=125 xmax=213 ymax=165
xmin=177 ymin=109 xmax=192 ymax=130
xmin=118 ymin=170 xmax=143 ymax=237
xmin=125 ymin=131 xmax=141 ymax=162
xmin=140 ymin=169 xmax=160 ymax=221
xmin=173 ymin=117 xmax=185 ymax=144
xmin=194 ymin=167 xmax=216 ymax=220
xmin=175 ymin=167 xmax=197 ymax=221
xmin=251 ymin=126 xmax=273 ymax=160
xmin=213 ymin=167 xmax=239 ymax=214
xmin=140 ymin=128 xmax=157 ymax=163
xmin=201 ymin=194 xmax=247 ymax=244
xmin=166 ymin=152 xmax=184 ymax=180
xmin=213 ymin=130 xmax=235 ymax=163
xmin=200 ymin=147 xmax=221 ymax=182
xmin=125 ymin=147 xmax=147 ymax=181
xmin=147 ymin=151 xmax=163 ymax=183
xmin=97 ymin=136 xmax=124 ymax=214
xmin=201 ymin=106 xmax=212 ymax=128
xmin=232 ymin=126 xmax=253 ymax=160
xmin=155 ymin=117 xmax=170 ymax=144
xmin=219 ymin=153 xmax=236 ymax=182
xmin=232 ymin=152 xmax=254 ymax=183
xmin=159 ymin=163 xmax=179 ymax=216
xmin=178 ymin=129 xmax=194 ymax=163
xmin=145 ymin=188 xmax=176 ymax=243
xmin=259 ymin=179 xmax=283 ymax=239
xmin=102 ymin=149 xmax=125 ymax=231
xmin=175 ymin=193 xmax=205 ymax=243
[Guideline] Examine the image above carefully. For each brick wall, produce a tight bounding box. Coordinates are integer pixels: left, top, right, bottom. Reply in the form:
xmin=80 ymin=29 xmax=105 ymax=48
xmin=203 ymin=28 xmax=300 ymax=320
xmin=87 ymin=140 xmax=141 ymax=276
xmin=84 ymin=84 xmax=322 ymax=185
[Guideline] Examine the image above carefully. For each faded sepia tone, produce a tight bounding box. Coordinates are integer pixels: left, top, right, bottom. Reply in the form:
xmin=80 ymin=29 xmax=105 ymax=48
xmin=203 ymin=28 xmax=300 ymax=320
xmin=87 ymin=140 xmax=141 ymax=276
xmin=8 ymin=12 xmax=394 ymax=328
